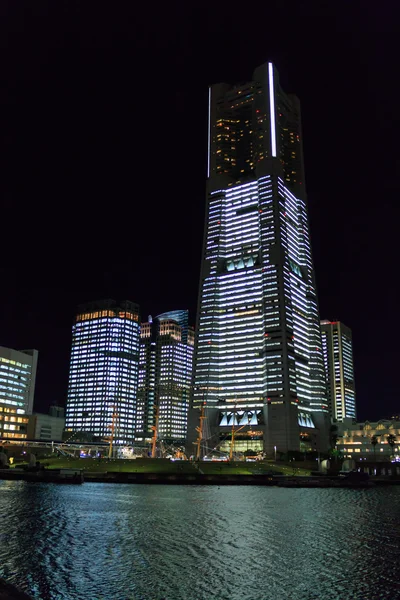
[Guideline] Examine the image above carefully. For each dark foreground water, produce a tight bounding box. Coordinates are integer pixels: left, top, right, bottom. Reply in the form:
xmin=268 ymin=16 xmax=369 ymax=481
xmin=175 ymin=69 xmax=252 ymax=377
xmin=0 ymin=482 xmax=399 ymax=600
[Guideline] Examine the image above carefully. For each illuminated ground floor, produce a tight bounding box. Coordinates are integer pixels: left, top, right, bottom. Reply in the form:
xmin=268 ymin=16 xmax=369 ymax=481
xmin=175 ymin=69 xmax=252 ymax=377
xmin=187 ymin=403 xmax=330 ymax=457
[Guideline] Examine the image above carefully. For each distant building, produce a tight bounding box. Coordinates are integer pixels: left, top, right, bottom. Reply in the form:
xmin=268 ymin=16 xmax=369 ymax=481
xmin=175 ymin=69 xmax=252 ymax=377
xmin=65 ymin=299 xmax=141 ymax=445
xmin=0 ymin=346 xmax=38 ymax=440
xmin=49 ymin=405 xmax=65 ymax=419
xmin=337 ymin=418 xmax=400 ymax=460
xmin=136 ymin=311 xmax=194 ymax=445
xmin=320 ymin=320 xmax=356 ymax=421
xmin=27 ymin=412 xmax=65 ymax=441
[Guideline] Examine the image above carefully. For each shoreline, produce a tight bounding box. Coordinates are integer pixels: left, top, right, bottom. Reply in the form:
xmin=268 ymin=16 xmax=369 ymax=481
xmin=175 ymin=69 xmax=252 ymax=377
xmin=82 ymin=472 xmax=399 ymax=487
xmin=1 ymin=469 xmax=399 ymax=487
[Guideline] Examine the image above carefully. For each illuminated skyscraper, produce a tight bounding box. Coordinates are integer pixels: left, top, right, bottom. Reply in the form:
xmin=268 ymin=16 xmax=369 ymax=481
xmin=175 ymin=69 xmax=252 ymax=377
xmin=320 ymin=320 xmax=356 ymax=421
xmin=136 ymin=311 xmax=194 ymax=445
xmin=65 ymin=299 xmax=140 ymax=444
xmin=191 ymin=62 xmax=329 ymax=455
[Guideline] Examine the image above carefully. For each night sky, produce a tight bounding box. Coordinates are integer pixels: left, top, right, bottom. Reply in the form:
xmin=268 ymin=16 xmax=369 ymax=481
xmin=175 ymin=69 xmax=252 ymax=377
xmin=1 ymin=2 xmax=399 ymax=420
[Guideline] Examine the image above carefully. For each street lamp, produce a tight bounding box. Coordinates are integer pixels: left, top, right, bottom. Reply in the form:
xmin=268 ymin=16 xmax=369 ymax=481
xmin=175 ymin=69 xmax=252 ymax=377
xmin=274 ymin=445 xmax=277 ymax=462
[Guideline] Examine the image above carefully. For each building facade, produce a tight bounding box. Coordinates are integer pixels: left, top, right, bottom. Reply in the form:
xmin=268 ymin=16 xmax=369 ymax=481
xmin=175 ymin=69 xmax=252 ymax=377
xmin=49 ymin=405 xmax=65 ymax=419
xmin=136 ymin=311 xmax=194 ymax=445
xmin=0 ymin=346 xmax=38 ymax=440
xmin=65 ymin=300 xmax=140 ymax=445
xmin=27 ymin=412 xmax=65 ymax=441
xmin=320 ymin=320 xmax=356 ymax=421
xmin=337 ymin=418 xmax=399 ymax=460
xmin=190 ymin=61 xmax=329 ymax=455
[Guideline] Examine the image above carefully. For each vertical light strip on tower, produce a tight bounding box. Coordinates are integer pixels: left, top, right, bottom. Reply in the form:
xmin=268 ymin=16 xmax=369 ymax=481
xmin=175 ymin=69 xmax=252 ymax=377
xmin=207 ymin=87 xmax=212 ymax=177
xmin=268 ymin=63 xmax=277 ymax=157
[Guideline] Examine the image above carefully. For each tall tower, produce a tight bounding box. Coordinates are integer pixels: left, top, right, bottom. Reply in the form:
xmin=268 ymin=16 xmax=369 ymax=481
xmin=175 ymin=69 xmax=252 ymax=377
xmin=136 ymin=311 xmax=194 ymax=445
xmin=320 ymin=320 xmax=356 ymax=421
xmin=191 ymin=62 xmax=328 ymax=455
xmin=65 ymin=299 xmax=140 ymax=444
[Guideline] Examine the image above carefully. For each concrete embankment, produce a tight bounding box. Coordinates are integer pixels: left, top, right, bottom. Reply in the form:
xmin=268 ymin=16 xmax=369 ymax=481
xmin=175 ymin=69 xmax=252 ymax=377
xmin=83 ymin=472 xmax=384 ymax=487
xmin=85 ymin=471 xmax=277 ymax=485
xmin=2 ymin=467 xmax=399 ymax=486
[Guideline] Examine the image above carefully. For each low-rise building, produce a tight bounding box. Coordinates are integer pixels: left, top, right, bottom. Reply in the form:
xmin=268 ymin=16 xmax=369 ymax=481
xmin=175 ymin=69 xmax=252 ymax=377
xmin=0 ymin=408 xmax=29 ymax=441
xmin=27 ymin=412 xmax=65 ymax=441
xmin=337 ymin=418 xmax=400 ymax=460
xmin=0 ymin=346 xmax=38 ymax=440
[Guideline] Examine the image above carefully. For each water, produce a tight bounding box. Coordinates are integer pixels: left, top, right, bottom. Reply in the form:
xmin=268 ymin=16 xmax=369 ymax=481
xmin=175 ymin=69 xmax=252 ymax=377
xmin=0 ymin=482 xmax=399 ymax=600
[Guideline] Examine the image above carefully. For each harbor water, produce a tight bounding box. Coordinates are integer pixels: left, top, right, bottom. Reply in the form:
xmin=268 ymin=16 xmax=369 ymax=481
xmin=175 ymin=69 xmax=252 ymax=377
xmin=0 ymin=482 xmax=399 ymax=600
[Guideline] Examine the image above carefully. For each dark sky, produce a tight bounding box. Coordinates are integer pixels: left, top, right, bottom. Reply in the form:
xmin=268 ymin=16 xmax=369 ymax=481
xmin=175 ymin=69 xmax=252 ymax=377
xmin=0 ymin=2 xmax=399 ymax=419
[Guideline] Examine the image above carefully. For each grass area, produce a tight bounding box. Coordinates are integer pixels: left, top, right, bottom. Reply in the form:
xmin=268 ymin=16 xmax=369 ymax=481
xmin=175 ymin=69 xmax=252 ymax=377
xmin=15 ymin=456 xmax=311 ymax=476
xmin=29 ymin=457 xmax=198 ymax=474
xmin=270 ymin=463 xmax=311 ymax=477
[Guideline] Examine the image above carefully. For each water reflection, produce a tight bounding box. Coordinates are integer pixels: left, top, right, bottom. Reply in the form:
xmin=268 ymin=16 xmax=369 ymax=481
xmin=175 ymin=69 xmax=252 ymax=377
xmin=0 ymin=482 xmax=399 ymax=600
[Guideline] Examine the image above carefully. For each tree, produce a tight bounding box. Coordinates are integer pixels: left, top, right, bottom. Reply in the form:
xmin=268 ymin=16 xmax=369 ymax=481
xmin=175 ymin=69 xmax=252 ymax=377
xmin=370 ymin=435 xmax=378 ymax=461
xmin=329 ymin=447 xmax=343 ymax=463
xmin=387 ymin=434 xmax=397 ymax=458
xmin=330 ymin=424 xmax=339 ymax=449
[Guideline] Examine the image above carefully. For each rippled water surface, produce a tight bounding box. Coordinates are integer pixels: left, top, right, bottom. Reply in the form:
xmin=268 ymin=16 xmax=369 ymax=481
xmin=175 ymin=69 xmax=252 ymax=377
xmin=0 ymin=482 xmax=399 ymax=600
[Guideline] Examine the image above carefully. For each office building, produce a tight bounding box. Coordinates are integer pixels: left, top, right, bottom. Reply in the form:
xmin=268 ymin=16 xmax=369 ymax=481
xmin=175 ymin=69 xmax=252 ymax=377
xmin=320 ymin=320 xmax=356 ymax=421
xmin=0 ymin=346 xmax=38 ymax=440
xmin=136 ymin=311 xmax=194 ymax=445
xmin=65 ymin=300 xmax=140 ymax=445
xmin=190 ymin=61 xmax=329 ymax=455
xmin=157 ymin=309 xmax=191 ymax=343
